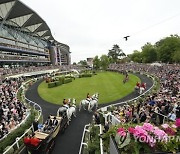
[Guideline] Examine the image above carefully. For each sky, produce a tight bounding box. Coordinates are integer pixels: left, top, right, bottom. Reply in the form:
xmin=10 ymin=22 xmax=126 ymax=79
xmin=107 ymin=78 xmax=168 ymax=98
xmin=21 ymin=0 xmax=180 ymax=63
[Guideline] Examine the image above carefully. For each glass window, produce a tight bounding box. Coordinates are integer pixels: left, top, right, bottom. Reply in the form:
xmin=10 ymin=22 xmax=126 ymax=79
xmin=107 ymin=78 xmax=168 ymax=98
xmin=10 ymin=14 xmax=32 ymax=27
xmin=25 ymin=23 xmax=42 ymax=32
xmin=37 ymin=30 xmax=47 ymax=36
xmin=0 ymin=1 xmax=15 ymax=18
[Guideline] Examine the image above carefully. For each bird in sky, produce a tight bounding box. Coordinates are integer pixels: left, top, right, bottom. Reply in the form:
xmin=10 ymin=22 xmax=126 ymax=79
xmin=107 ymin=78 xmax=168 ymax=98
xmin=123 ymin=36 xmax=130 ymax=41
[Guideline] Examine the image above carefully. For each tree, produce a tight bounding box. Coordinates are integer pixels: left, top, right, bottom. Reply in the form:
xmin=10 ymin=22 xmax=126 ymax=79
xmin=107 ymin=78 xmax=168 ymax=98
xmin=108 ymin=44 xmax=126 ymax=63
xmin=173 ymin=50 xmax=180 ymax=63
xmin=78 ymin=60 xmax=87 ymax=66
xmin=141 ymin=43 xmax=157 ymax=63
xmin=156 ymin=34 xmax=180 ymax=63
xmin=93 ymin=56 xmax=100 ymax=70
xmin=128 ymin=50 xmax=143 ymax=63
xmin=100 ymin=54 xmax=109 ymax=70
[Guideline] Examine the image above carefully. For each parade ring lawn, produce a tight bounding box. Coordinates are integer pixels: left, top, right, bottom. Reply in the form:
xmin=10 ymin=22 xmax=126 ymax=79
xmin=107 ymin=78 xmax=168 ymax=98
xmin=38 ymin=71 xmax=140 ymax=105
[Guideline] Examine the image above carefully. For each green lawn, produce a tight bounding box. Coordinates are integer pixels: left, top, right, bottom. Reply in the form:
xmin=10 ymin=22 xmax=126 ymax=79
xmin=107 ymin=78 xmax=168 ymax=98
xmin=38 ymin=71 xmax=140 ymax=105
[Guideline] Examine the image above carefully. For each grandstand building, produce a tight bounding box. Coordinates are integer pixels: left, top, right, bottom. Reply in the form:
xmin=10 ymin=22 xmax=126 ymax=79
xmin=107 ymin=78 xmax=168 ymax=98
xmin=0 ymin=0 xmax=70 ymax=67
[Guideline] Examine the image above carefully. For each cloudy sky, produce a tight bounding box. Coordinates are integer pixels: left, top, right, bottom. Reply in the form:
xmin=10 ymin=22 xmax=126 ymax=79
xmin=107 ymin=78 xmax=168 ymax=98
xmin=21 ymin=0 xmax=180 ymax=63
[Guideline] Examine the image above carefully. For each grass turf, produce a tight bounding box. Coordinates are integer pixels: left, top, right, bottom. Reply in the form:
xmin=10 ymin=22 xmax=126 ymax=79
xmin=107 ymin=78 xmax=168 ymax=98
xmin=38 ymin=71 xmax=140 ymax=105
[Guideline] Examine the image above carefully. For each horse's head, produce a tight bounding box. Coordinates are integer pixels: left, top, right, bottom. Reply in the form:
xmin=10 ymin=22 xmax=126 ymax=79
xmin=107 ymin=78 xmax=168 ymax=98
xmin=92 ymin=93 xmax=96 ymax=99
xmin=92 ymin=93 xmax=99 ymax=99
xmin=68 ymin=98 xmax=71 ymax=103
xmin=72 ymin=98 xmax=76 ymax=105
xmin=96 ymin=93 xmax=99 ymax=98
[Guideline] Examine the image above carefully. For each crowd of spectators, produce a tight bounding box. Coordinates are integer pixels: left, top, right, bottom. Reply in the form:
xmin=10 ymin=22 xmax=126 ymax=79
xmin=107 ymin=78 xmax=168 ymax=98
xmin=0 ymin=64 xmax=85 ymax=82
xmin=0 ymin=64 xmax=87 ymax=140
xmin=0 ymin=77 xmax=28 ymax=140
xmin=108 ymin=63 xmax=180 ymax=125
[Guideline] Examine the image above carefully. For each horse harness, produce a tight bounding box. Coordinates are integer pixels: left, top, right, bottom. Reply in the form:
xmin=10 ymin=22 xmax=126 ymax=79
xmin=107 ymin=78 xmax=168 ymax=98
xmin=70 ymin=104 xmax=76 ymax=109
xmin=63 ymin=104 xmax=69 ymax=110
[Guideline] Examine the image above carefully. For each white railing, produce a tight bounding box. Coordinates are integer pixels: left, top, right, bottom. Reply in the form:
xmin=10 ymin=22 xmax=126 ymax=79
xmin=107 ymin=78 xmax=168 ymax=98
xmin=79 ymin=124 xmax=103 ymax=154
xmin=79 ymin=124 xmax=90 ymax=154
xmin=99 ymin=124 xmax=103 ymax=154
xmin=154 ymin=111 xmax=175 ymax=124
xmin=3 ymin=79 xmax=42 ymax=154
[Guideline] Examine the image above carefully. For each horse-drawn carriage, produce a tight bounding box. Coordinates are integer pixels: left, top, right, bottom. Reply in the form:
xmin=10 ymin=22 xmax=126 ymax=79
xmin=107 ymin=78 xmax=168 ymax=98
xmin=24 ymin=115 xmax=68 ymax=154
xmin=135 ymin=82 xmax=146 ymax=95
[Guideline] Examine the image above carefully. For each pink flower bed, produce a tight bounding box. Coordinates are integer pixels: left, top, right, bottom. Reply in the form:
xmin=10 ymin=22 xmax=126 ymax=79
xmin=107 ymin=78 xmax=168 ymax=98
xmin=115 ymin=119 xmax=180 ymax=153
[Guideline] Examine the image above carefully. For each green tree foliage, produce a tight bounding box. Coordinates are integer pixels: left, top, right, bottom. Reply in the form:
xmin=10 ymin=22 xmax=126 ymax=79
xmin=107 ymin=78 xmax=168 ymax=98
xmin=173 ymin=50 xmax=180 ymax=63
xmin=108 ymin=44 xmax=126 ymax=63
xmin=141 ymin=42 xmax=157 ymax=63
xmin=78 ymin=60 xmax=87 ymax=66
xmin=117 ymin=56 xmax=131 ymax=63
xmin=100 ymin=54 xmax=110 ymax=70
xmin=155 ymin=34 xmax=180 ymax=63
xmin=129 ymin=50 xmax=143 ymax=63
xmin=128 ymin=34 xmax=180 ymax=63
xmin=93 ymin=56 xmax=100 ymax=69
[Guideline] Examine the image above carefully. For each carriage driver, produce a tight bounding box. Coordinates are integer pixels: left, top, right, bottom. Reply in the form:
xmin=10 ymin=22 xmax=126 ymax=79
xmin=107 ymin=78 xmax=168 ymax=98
xmin=63 ymin=99 xmax=70 ymax=109
xmin=141 ymin=82 xmax=146 ymax=89
xmin=86 ymin=93 xmax=92 ymax=102
xmin=136 ymin=81 xmax=140 ymax=88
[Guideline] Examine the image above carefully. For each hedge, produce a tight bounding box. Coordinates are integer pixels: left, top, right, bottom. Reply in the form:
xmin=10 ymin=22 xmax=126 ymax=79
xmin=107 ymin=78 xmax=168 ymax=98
xmin=48 ymin=82 xmax=56 ymax=88
xmin=65 ymin=75 xmax=75 ymax=80
xmin=55 ymin=81 xmax=62 ymax=86
xmin=82 ymin=74 xmax=92 ymax=77
xmin=48 ymin=77 xmax=73 ymax=88
xmin=0 ymin=111 xmax=35 ymax=153
xmin=64 ymin=78 xmax=72 ymax=84
xmin=59 ymin=77 xmax=65 ymax=84
xmin=79 ymin=73 xmax=92 ymax=78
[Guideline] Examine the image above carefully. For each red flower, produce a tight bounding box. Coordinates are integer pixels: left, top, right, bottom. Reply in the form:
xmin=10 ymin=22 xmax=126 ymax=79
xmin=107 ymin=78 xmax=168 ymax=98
xmin=165 ymin=127 xmax=176 ymax=136
xmin=117 ymin=128 xmax=126 ymax=137
xmin=128 ymin=127 xmax=135 ymax=134
xmin=175 ymin=118 xmax=180 ymax=128
xmin=117 ymin=128 xmax=125 ymax=133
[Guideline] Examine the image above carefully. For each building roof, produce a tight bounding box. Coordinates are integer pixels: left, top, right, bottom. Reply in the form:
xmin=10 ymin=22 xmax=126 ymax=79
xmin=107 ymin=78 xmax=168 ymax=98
xmin=0 ymin=0 xmax=61 ymax=44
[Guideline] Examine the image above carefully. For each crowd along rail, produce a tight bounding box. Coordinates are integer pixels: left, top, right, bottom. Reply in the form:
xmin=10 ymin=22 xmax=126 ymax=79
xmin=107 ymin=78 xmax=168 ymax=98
xmin=3 ymin=79 xmax=42 ymax=154
xmin=98 ymin=73 xmax=156 ymax=125
xmin=102 ymin=72 xmax=157 ymax=154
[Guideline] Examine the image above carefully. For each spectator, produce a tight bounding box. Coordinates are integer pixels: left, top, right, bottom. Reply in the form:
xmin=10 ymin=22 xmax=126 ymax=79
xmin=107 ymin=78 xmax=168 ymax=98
xmin=103 ymin=122 xmax=110 ymax=133
xmin=94 ymin=111 xmax=100 ymax=124
xmin=33 ymin=119 xmax=39 ymax=132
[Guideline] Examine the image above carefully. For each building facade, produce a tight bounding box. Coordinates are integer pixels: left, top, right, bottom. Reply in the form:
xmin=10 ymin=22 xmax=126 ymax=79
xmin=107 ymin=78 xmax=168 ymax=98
xmin=87 ymin=57 xmax=93 ymax=68
xmin=0 ymin=0 xmax=70 ymax=67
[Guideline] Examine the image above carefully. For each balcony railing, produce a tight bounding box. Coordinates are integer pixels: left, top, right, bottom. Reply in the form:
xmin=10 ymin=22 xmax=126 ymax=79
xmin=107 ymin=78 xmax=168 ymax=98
xmin=0 ymin=42 xmax=49 ymax=56
xmin=0 ymin=54 xmax=50 ymax=62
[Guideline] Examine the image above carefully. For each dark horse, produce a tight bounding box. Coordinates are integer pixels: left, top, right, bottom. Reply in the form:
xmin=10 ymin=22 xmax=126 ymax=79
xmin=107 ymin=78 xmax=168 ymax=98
xmin=123 ymin=72 xmax=129 ymax=84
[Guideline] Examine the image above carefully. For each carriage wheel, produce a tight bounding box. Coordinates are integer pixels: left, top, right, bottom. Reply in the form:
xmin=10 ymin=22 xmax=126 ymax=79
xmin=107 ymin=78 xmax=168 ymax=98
xmin=45 ymin=140 xmax=55 ymax=154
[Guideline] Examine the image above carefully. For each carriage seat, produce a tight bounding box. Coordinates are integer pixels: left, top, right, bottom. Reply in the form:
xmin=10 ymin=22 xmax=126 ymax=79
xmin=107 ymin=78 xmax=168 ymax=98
xmin=34 ymin=131 xmax=49 ymax=140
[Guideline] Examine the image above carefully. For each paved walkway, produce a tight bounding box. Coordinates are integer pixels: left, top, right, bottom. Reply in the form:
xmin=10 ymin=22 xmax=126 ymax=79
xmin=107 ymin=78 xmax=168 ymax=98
xmin=25 ymin=73 xmax=153 ymax=154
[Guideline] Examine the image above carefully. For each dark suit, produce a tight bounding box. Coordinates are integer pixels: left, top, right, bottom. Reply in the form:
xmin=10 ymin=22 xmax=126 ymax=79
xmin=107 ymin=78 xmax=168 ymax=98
xmin=52 ymin=119 xmax=58 ymax=126
xmin=45 ymin=118 xmax=53 ymax=126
